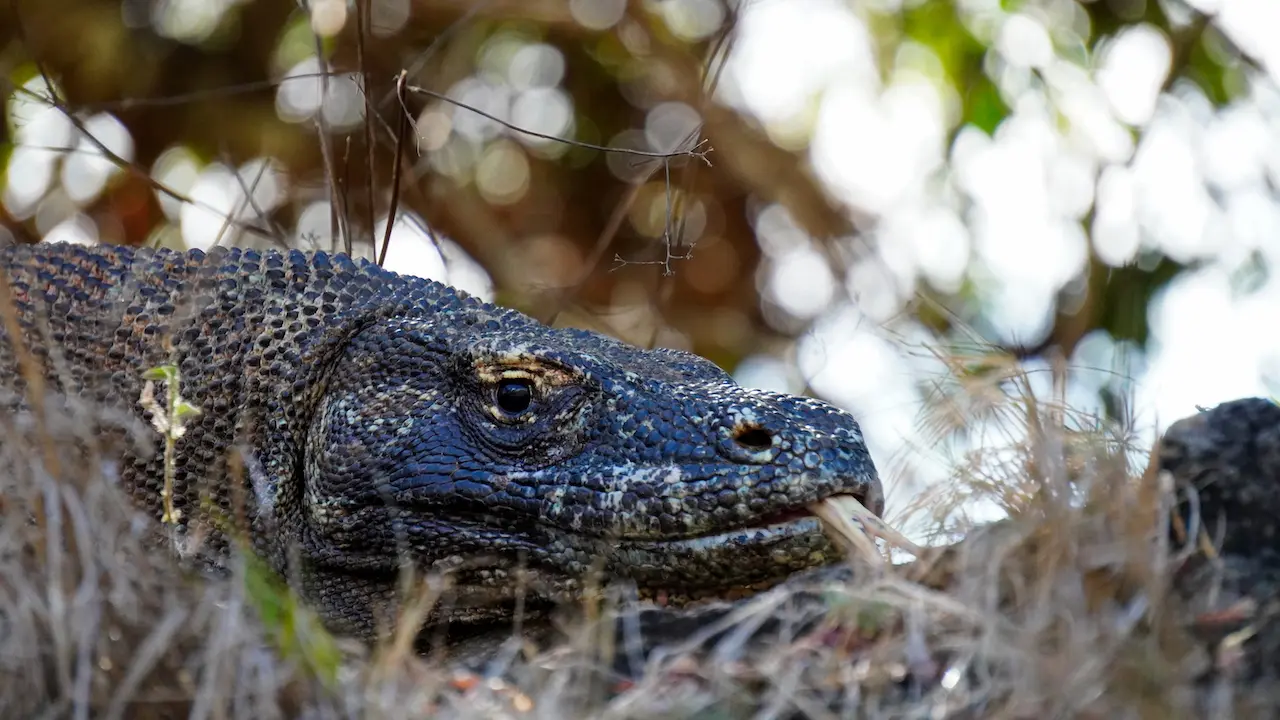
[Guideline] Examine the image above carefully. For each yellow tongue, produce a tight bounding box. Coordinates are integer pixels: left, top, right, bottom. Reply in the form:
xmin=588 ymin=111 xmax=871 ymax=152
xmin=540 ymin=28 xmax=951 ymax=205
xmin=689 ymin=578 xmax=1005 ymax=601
xmin=808 ymin=495 xmax=924 ymax=565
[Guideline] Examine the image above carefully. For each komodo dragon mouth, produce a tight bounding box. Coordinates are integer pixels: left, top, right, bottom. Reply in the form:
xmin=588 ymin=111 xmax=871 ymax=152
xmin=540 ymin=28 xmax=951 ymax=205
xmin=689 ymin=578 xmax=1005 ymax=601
xmin=524 ymin=484 xmax=901 ymax=599
xmin=302 ymin=481 xmax=889 ymax=616
xmin=595 ymin=500 xmax=849 ymax=599
xmin=659 ymin=494 xmax=914 ymax=560
xmin=615 ymin=488 xmax=920 ymax=601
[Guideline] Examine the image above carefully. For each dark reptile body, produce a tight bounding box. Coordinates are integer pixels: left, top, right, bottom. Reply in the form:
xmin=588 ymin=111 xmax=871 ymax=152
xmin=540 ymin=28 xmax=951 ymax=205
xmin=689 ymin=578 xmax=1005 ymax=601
xmin=0 ymin=241 xmax=881 ymax=639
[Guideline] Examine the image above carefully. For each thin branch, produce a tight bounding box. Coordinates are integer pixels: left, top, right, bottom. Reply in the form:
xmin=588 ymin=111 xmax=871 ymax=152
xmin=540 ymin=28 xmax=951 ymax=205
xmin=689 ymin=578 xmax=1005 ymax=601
xmin=340 ymin=136 xmax=354 ymax=255
xmin=405 ymin=83 xmax=714 ymax=164
xmin=377 ymin=71 xmax=410 ymax=267
xmin=356 ymin=0 xmax=378 ymax=249
xmin=537 ymin=5 xmax=741 ymax=329
xmin=220 ymin=151 xmax=289 ymax=248
xmin=72 ymin=77 xmax=291 ymax=111
xmin=209 ymin=154 xmax=274 ymax=250
xmin=5 ymin=86 xmax=275 ymax=242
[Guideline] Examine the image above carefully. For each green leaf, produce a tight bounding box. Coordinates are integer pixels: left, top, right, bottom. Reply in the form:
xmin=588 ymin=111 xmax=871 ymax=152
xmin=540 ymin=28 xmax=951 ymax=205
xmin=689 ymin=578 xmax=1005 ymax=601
xmin=963 ymin=76 xmax=1009 ymax=135
xmin=900 ymin=0 xmax=1008 ymax=136
xmin=142 ymin=364 xmax=179 ymax=382
xmin=241 ymin=550 xmax=342 ymax=689
xmin=173 ymin=400 xmax=203 ymax=420
xmin=1184 ymin=29 xmax=1247 ymax=107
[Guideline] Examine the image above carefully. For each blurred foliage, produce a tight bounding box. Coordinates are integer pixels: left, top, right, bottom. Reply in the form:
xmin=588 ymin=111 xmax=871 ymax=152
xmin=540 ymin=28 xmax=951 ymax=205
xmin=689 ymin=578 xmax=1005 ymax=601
xmin=0 ymin=0 xmax=1267 ymax=399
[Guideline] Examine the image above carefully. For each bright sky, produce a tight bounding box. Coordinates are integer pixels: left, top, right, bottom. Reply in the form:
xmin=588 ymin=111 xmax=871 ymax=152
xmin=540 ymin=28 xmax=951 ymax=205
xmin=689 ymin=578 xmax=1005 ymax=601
xmin=4 ymin=0 xmax=1279 ymax=529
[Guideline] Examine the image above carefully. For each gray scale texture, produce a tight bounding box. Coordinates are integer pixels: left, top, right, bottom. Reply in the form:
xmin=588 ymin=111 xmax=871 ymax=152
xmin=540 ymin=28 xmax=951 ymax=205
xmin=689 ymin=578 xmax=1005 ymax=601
xmin=0 ymin=241 xmax=881 ymax=639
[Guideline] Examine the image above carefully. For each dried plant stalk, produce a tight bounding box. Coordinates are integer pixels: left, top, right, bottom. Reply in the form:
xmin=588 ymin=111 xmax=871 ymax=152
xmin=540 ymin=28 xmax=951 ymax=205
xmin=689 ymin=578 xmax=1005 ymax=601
xmin=809 ymin=495 xmax=924 ymax=564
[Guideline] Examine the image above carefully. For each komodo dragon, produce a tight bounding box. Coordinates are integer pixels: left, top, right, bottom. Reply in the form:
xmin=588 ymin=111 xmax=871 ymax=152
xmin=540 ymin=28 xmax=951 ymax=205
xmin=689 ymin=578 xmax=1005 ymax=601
xmin=0 ymin=240 xmax=881 ymax=641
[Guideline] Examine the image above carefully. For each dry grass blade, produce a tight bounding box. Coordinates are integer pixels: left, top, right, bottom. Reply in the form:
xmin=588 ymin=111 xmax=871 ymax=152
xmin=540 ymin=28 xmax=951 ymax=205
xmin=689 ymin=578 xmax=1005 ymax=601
xmin=809 ymin=495 xmax=924 ymax=565
xmin=808 ymin=496 xmax=881 ymax=564
xmin=832 ymin=495 xmax=926 ymax=556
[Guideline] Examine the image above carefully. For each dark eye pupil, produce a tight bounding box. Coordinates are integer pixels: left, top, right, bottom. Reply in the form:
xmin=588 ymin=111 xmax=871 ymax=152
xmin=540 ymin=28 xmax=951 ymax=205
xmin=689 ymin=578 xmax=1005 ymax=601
xmin=496 ymin=380 xmax=533 ymax=414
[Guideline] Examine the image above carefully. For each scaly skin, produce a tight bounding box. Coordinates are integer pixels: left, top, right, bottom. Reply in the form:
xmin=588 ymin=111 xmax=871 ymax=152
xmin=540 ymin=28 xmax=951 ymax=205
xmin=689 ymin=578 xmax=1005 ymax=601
xmin=0 ymin=241 xmax=882 ymax=640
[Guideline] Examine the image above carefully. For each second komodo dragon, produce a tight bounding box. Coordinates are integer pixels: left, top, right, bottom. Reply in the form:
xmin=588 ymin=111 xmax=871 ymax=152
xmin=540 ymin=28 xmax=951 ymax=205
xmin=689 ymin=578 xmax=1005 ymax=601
xmin=0 ymin=241 xmax=882 ymax=641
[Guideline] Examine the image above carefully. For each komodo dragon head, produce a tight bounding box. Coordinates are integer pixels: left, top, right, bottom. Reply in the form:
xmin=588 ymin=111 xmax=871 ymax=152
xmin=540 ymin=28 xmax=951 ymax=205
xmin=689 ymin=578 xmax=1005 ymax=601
xmin=281 ymin=270 xmax=883 ymax=637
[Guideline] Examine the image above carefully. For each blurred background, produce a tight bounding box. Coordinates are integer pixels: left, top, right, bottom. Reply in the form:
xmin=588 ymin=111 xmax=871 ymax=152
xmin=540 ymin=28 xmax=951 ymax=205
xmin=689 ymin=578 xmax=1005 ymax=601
xmin=1 ymin=0 xmax=1277 ymax=532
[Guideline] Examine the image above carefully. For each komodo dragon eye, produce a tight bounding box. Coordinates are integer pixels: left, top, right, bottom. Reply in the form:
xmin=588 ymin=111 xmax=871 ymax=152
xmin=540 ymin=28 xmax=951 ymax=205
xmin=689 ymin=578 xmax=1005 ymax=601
xmin=495 ymin=378 xmax=533 ymax=415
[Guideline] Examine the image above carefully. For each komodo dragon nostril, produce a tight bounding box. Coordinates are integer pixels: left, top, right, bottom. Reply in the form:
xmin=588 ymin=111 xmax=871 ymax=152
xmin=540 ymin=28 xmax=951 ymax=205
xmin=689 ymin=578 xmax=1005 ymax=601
xmin=732 ymin=424 xmax=774 ymax=451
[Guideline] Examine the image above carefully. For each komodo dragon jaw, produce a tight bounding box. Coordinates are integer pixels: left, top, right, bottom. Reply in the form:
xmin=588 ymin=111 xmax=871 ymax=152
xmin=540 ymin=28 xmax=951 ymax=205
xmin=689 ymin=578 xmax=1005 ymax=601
xmin=0 ymin=241 xmax=882 ymax=640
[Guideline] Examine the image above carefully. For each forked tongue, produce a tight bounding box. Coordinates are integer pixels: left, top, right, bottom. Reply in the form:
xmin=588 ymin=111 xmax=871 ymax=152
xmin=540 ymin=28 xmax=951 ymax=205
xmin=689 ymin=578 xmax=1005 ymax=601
xmin=808 ymin=495 xmax=924 ymax=565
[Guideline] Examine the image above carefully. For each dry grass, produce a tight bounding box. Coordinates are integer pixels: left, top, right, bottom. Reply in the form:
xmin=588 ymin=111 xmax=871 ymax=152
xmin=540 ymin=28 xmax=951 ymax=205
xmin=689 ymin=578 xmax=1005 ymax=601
xmin=2 ymin=345 xmax=1271 ymax=719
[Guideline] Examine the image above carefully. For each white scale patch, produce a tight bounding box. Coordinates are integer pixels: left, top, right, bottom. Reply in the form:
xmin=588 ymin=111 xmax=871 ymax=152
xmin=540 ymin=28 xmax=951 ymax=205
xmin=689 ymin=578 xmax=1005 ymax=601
xmin=662 ymin=466 xmax=684 ymax=485
xmin=599 ymin=490 xmax=625 ymax=510
xmin=607 ymin=464 xmax=685 ymax=489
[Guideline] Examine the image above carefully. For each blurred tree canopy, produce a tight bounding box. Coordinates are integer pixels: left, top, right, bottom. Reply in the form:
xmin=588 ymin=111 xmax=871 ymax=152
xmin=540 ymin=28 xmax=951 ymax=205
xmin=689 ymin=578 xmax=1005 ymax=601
xmin=0 ymin=0 xmax=1272 ymax=424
